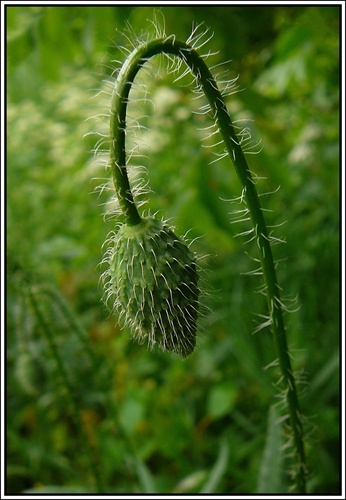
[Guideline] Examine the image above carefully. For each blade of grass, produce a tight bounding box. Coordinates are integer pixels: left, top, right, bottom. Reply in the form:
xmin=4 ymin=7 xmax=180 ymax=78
xmin=200 ymin=439 xmax=229 ymax=493
xmin=134 ymin=457 xmax=157 ymax=493
xmin=256 ymin=405 xmax=284 ymax=493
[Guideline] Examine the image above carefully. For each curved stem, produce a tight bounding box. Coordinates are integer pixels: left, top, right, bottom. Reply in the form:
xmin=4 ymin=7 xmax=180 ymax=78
xmin=110 ymin=37 xmax=306 ymax=492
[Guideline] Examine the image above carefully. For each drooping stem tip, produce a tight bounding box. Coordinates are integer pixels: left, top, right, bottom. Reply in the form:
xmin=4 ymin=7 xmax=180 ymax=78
xmin=109 ymin=35 xmax=306 ymax=491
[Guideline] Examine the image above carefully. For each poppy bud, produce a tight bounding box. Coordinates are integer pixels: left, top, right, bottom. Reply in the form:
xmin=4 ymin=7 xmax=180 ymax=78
xmin=108 ymin=217 xmax=199 ymax=357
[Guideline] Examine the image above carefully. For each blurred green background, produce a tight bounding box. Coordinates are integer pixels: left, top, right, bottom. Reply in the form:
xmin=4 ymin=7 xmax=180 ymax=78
xmin=6 ymin=5 xmax=340 ymax=494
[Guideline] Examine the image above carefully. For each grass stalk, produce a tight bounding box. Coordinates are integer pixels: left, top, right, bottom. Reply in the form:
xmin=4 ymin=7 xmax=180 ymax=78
xmin=27 ymin=286 xmax=104 ymax=493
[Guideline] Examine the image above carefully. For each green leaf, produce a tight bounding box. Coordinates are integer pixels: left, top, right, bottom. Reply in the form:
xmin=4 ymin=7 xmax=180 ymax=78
xmin=309 ymin=350 xmax=339 ymax=397
xmin=207 ymin=383 xmax=237 ymax=419
xmin=119 ymin=397 xmax=144 ymax=435
xmin=256 ymin=405 xmax=284 ymax=493
xmin=173 ymin=470 xmax=207 ymax=493
xmin=200 ymin=439 xmax=229 ymax=493
xmin=134 ymin=457 xmax=157 ymax=493
xmin=23 ymin=485 xmax=91 ymax=493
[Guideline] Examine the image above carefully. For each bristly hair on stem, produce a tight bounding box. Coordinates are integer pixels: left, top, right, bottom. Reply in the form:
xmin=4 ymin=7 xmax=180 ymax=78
xmin=95 ymin=20 xmax=307 ymax=493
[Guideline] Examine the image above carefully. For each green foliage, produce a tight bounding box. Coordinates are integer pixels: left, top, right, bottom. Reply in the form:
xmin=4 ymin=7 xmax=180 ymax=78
xmin=6 ymin=5 xmax=340 ymax=494
xmin=256 ymin=406 xmax=285 ymax=493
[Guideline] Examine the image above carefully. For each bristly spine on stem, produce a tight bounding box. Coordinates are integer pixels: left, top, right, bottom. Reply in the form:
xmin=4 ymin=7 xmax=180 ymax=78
xmin=98 ymin=22 xmax=307 ymax=492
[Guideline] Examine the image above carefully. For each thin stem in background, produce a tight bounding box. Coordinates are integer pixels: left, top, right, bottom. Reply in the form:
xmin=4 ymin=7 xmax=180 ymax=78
xmin=27 ymin=287 xmax=104 ymax=493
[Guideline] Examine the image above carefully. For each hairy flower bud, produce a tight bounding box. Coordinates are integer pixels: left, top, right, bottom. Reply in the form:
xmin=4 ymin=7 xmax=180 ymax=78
xmin=107 ymin=216 xmax=199 ymax=357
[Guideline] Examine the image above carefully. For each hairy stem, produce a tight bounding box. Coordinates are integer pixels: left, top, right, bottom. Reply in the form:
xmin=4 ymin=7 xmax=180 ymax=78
xmin=110 ymin=37 xmax=306 ymax=492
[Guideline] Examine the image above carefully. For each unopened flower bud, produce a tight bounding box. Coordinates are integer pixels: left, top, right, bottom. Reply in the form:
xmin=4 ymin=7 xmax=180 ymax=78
xmin=108 ymin=217 xmax=199 ymax=357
